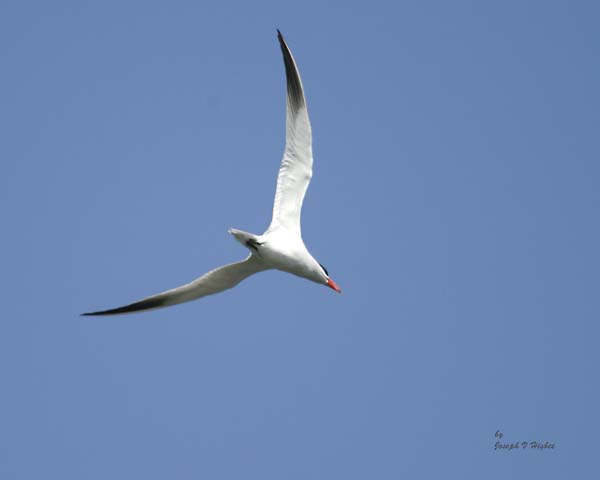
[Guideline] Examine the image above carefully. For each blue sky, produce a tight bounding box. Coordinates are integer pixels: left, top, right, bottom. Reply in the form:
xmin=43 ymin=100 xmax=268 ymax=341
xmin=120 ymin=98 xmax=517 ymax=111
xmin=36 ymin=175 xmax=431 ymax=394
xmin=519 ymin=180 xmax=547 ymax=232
xmin=1 ymin=0 xmax=599 ymax=478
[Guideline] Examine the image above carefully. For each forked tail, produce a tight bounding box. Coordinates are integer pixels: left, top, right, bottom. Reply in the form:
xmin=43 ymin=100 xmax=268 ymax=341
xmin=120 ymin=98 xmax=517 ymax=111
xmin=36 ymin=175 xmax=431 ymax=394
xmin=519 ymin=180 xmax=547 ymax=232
xmin=228 ymin=228 xmax=262 ymax=252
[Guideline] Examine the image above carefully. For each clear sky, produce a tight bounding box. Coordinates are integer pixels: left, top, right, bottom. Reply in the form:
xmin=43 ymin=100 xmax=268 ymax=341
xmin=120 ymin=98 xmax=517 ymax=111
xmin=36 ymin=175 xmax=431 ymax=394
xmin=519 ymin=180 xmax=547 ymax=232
xmin=1 ymin=0 xmax=598 ymax=478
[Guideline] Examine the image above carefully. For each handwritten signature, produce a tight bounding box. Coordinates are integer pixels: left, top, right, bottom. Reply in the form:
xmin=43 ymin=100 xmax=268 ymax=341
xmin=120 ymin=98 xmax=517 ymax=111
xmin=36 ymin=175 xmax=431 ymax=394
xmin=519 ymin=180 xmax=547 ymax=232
xmin=494 ymin=430 xmax=556 ymax=451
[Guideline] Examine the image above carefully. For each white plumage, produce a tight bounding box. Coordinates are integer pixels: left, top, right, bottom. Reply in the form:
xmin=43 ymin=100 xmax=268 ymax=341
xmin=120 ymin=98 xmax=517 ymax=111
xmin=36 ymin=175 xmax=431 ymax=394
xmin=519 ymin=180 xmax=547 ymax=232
xmin=83 ymin=30 xmax=340 ymax=316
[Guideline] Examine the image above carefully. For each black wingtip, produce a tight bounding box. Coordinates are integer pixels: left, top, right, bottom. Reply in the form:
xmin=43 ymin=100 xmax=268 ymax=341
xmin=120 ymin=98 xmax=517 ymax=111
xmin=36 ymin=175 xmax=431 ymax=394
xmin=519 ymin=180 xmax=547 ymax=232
xmin=276 ymin=30 xmax=305 ymax=113
xmin=81 ymin=310 xmax=110 ymax=317
xmin=277 ymin=29 xmax=287 ymax=48
xmin=79 ymin=295 xmax=169 ymax=316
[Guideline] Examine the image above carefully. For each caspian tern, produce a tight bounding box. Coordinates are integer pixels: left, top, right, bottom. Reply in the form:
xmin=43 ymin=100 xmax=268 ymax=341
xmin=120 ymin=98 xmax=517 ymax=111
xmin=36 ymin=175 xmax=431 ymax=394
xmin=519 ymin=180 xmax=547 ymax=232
xmin=82 ymin=30 xmax=341 ymax=316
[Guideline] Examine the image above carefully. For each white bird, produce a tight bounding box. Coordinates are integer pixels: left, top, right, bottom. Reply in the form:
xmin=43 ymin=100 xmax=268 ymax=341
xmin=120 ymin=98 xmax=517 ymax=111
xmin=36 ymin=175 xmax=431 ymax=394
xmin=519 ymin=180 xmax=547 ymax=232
xmin=82 ymin=30 xmax=341 ymax=316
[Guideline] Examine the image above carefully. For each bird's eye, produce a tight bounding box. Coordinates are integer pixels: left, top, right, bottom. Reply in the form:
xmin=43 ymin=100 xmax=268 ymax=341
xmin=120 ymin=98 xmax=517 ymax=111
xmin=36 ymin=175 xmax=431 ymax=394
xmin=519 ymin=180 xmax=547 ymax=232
xmin=319 ymin=263 xmax=329 ymax=277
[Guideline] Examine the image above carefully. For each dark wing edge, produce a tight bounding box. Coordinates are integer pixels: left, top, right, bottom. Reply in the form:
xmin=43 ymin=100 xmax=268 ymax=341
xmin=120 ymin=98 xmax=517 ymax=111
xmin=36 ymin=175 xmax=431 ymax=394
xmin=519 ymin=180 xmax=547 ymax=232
xmin=277 ymin=29 xmax=306 ymax=114
xmin=81 ymin=295 xmax=170 ymax=316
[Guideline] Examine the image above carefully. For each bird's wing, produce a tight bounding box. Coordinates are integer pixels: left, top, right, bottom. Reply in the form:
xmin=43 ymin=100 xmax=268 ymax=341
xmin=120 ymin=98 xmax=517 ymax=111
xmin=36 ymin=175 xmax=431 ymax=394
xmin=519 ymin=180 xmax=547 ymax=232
xmin=268 ymin=30 xmax=313 ymax=235
xmin=82 ymin=254 xmax=266 ymax=316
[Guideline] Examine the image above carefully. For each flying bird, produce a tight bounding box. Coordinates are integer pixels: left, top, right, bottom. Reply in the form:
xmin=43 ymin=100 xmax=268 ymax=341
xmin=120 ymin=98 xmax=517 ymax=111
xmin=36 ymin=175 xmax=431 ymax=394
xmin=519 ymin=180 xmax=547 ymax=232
xmin=82 ymin=30 xmax=341 ymax=316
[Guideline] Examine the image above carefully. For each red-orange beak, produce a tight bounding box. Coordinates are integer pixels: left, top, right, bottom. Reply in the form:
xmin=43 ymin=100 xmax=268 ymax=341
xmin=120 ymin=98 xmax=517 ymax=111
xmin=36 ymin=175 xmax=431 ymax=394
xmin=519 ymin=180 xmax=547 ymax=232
xmin=326 ymin=278 xmax=342 ymax=293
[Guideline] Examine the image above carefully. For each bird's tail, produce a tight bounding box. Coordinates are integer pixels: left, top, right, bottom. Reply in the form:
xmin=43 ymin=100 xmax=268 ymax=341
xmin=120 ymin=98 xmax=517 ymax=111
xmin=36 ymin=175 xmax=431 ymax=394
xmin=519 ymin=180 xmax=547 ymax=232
xmin=228 ymin=228 xmax=261 ymax=250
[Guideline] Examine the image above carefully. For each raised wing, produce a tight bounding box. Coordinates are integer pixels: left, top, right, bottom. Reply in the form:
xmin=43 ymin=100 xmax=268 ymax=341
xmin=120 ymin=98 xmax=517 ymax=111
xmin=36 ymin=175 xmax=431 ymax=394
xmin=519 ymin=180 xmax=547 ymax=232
xmin=268 ymin=30 xmax=313 ymax=235
xmin=81 ymin=254 xmax=266 ymax=316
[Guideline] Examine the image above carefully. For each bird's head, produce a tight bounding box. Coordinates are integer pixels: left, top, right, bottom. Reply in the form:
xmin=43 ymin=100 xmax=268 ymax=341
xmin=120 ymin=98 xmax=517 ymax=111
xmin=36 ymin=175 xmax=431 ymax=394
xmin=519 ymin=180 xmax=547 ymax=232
xmin=318 ymin=262 xmax=342 ymax=293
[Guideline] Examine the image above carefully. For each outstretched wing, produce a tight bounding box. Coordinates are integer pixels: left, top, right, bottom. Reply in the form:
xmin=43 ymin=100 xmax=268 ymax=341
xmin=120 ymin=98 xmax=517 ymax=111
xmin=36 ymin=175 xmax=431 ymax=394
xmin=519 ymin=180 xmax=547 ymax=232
xmin=82 ymin=254 xmax=266 ymax=316
xmin=268 ymin=30 xmax=313 ymax=235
